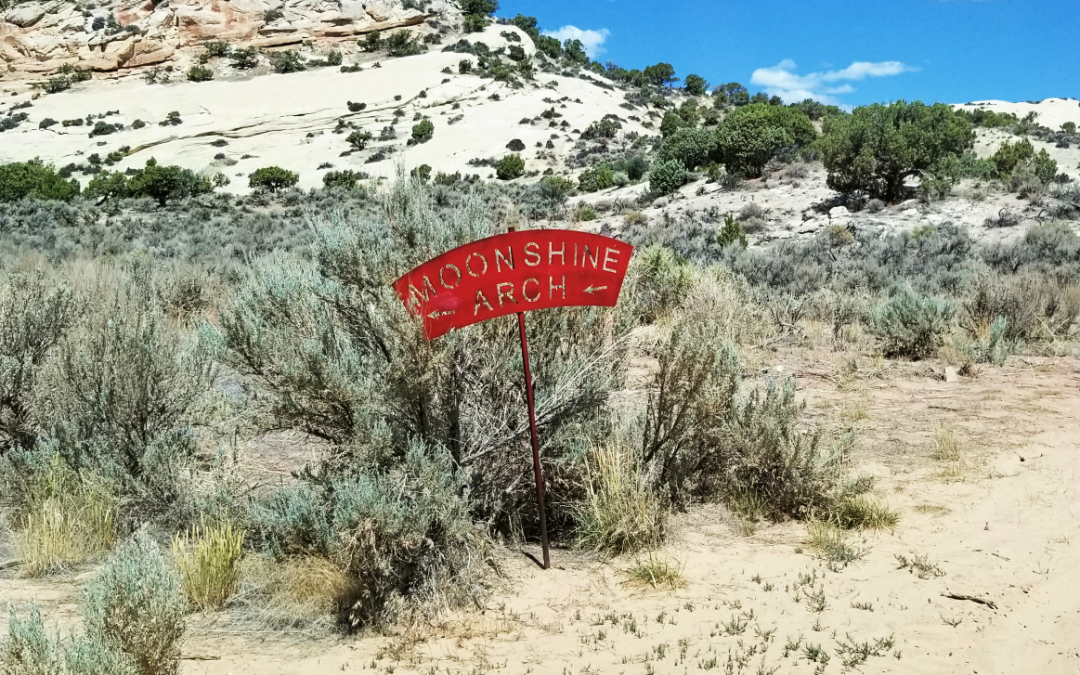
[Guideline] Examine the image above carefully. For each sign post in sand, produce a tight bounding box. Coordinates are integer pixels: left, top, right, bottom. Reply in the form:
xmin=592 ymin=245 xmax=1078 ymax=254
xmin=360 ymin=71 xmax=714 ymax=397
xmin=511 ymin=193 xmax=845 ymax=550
xmin=393 ymin=229 xmax=634 ymax=569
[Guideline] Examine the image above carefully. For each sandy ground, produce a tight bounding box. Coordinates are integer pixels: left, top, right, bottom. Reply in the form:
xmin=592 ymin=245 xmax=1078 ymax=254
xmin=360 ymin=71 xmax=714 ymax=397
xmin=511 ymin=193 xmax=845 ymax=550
xmin=4 ymin=348 xmax=1080 ymax=675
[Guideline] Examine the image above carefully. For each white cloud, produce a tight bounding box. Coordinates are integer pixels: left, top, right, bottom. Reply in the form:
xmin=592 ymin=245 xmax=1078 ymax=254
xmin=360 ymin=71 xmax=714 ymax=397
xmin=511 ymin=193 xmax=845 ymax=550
xmin=750 ymin=60 xmax=912 ymax=105
xmin=541 ymin=25 xmax=611 ymax=59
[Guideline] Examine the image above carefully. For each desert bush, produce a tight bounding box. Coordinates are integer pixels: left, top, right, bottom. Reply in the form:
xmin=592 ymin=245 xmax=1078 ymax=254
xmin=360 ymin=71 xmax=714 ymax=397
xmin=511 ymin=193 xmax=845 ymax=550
xmin=714 ymin=104 xmax=816 ymax=177
xmin=268 ymin=50 xmax=306 ymax=73
xmin=186 ymin=65 xmax=213 ymax=82
xmin=684 ymin=73 xmax=707 ymax=96
xmin=209 ymin=171 xmax=627 ymax=560
xmin=346 ymin=129 xmax=374 ymax=150
xmin=36 ymin=271 xmax=213 ymax=524
xmin=410 ymin=118 xmax=434 ymax=144
xmin=506 ymin=138 xmax=526 ymax=151
xmin=716 ymin=214 xmax=747 ymax=248
xmin=0 ymin=160 xmax=81 ymax=202
xmin=230 ymin=46 xmax=259 ymax=69
xmin=625 ymin=245 xmax=695 ymax=323
xmin=990 ymin=138 xmax=1034 ymax=177
xmin=961 ymin=272 xmax=1079 ymax=342
xmin=248 ymin=166 xmax=298 ymax=192
xmin=385 ymin=30 xmax=424 ymax=57
xmin=323 ymin=169 xmax=368 ymax=191
xmin=868 ymin=287 xmax=956 ymax=360
xmin=495 ymin=153 xmax=525 ymax=179
xmin=581 ymin=117 xmax=620 ymax=140
xmin=0 ymin=605 xmax=61 ymax=675
xmin=819 ymin=101 xmax=974 ymax=202
xmin=203 ymin=40 xmax=231 ymax=58
xmin=171 ymin=520 xmax=243 ymax=611
xmin=85 ymin=159 xmax=212 ymax=206
xmin=83 ymin=530 xmax=186 ymax=675
xmin=0 ymin=272 xmax=81 ymax=455
xmin=723 ymin=378 xmax=848 ymax=521
xmin=656 ymin=127 xmax=717 ymax=170
xmin=648 ymin=159 xmax=689 ymax=196
xmin=985 ymin=222 xmax=1080 ymax=277
xmin=575 ymin=441 xmax=666 ymax=555
xmin=578 ymin=165 xmax=615 ymax=193
xmin=659 ymin=111 xmax=684 ymax=138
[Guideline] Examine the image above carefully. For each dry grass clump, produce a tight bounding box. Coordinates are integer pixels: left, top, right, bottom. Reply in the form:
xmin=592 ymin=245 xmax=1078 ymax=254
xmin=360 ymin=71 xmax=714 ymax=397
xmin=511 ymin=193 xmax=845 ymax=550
xmin=626 ymin=552 xmax=685 ymax=590
xmin=932 ymin=423 xmax=967 ymax=479
xmin=827 ymin=495 xmax=900 ymax=531
xmin=238 ymin=555 xmax=356 ymax=626
xmin=8 ymin=455 xmax=117 ymax=576
xmin=172 ymin=519 xmax=244 ymax=611
xmin=575 ymin=441 xmax=666 ymax=556
xmin=805 ymin=521 xmax=867 ymax=569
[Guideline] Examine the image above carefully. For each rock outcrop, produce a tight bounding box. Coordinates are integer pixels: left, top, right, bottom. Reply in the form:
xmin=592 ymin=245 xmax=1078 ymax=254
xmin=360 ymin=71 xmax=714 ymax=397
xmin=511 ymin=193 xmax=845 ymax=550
xmin=0 ymin=0 xmax=452 ymax=79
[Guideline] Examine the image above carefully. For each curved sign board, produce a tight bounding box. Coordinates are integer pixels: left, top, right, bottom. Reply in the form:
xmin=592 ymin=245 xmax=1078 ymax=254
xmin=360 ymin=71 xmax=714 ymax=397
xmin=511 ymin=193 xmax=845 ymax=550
xmin=393 ymin=230 xmax=633 ymax=340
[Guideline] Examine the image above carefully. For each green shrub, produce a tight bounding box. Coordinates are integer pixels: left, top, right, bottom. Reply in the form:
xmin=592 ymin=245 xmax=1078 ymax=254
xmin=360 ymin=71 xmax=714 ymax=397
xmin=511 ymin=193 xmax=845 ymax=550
xmin=42 ymin=76 xmax=72 ymax=94
xmin=85 ymin=159 xmax=211 ymax=206
xmin=506 ymin=138 xmax=526 ymax=151
xmin=385 ymin=30 xmax=424 ymax=56
xmin=458 ymin=58 xmax=473 ymax=74
xmin=537 ymin=175 xmax=574 ymax=209
xmin=346 ymin=129 xmax=374 ymax=150
xmin=0 ymin=159 xmax=81 ymax=202
xmin=648 ymin=159 xmax=689 ymax=196
xmin=83 ymin=530 xmax=186 ymax=675
xmin=990 ymin=138 xmax=1035 ymax=177
xmin=868 ymin=287 xmax=956 ymax=360
xmin=659 ymin=111 xmax=684 ymax=138
xmin=248 ymin=166 xmax=298 ymax=192
xmin=462 ymin=13 xmax=486 ymax=32
xmin=819 ymin=101 xmax=974 ymax=201
xmin=657 ymin=127 xmax=717 ymax=170
xmin=39 ymin=118 xmax=57 ymax=130
xmin=714 ymin=103 xmax=816 ymax=177
xmin=1033 ymin=148 xmax=1058 ymax=184
xmin=230 ymin=46 xmax=259 ymax=69
xmin=578 ymin=165 xmax=615 ymax=193
xmin=495 ymin=153 xmax=525 ymax=180
xmin=716 ymin=214 xmax=747 ymax=248
xmin=410 ymin=118 xmax=434 ymax=144
xmin=268 ymin=50 xmax=306 ymax=73
xmin=410 ymin=164 xmax=432 ymax=182
xmin=582 ymin=117 xmax=621 ymax=140
xmin=322 ymin=169 xmax=368 ymax=191
xmin=186 ymin=65 xmax=213 ymax=82
xmin=684 ymin=73 xmax=707 ymax=96
xmin=203 ymin=41 xmax=231 ymax=58
xmin=627 ymin=245 xmax=695 ymax=323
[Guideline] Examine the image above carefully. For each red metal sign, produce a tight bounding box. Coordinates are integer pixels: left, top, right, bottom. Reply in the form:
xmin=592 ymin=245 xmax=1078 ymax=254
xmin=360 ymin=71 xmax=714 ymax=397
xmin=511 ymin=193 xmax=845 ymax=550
xmin=393 ymin=229 xmax=633 ymax=340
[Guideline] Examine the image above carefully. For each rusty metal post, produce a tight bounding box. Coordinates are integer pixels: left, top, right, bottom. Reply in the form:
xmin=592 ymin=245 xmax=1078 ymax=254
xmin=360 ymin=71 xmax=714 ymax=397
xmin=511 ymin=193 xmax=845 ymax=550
xmin=516 ymin=310 xmax=550 ymax=570
xmin=507 ymin=225 xmax=550 ymax=570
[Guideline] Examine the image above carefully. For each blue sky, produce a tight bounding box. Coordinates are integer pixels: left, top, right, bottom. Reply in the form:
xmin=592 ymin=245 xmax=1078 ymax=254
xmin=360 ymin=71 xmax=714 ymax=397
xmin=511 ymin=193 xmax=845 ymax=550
xmin=495 ymin=0 xmax=1079 ymax=107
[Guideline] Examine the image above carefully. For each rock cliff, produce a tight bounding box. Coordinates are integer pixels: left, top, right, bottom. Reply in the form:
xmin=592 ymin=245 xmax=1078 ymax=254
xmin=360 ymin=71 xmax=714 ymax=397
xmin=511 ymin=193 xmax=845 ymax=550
xmin=1 ymin=0 xmax=452 ymax=78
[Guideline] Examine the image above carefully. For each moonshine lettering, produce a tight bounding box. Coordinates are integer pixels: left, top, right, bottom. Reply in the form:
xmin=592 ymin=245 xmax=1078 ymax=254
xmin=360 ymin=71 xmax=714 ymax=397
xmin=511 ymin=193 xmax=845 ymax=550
xmin=549 ymin=275 xmax=566 ymax=299
xmin=407 ymin=275 xmax=438 ymax=309
xmin=549 ymin=242 xmax=565 ymax=266
xmin=602 ymin=247 xmax=620 ymax=274
xmin=582 ymin=244 xmax=599 ymax=270
xmin=524 ymin=242 xmax=541 ymax=266
xmin=522 ymin=278 xmax=540 ymax=302
xmin=440 ymin=264 xmax=462 ymax=289
xmin=474 ymin=289 xmax=494 ymax=314
xmin=466 ymin=252 xmax=488 ymax=277
xmin=394 ymin=230 xmax=633 ymax=341
xmin=496 ymin=282 xmax=517 ymax=307
xmin=495 ymin=247 xmax=515 ymax=273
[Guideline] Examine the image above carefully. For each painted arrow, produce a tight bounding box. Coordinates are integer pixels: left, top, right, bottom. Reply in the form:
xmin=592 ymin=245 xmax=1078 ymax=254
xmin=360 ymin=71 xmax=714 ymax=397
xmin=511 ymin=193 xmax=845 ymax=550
xmin=583 ymin=285 xmax=609 ymax=295
xmin=427 ymin=309 xmax=456 ymax=319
